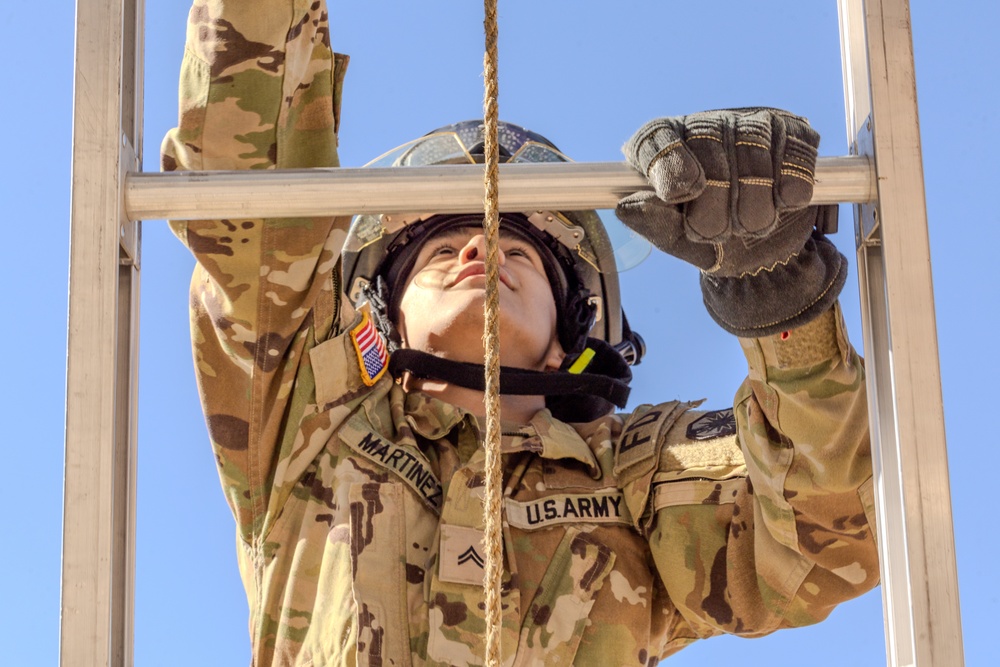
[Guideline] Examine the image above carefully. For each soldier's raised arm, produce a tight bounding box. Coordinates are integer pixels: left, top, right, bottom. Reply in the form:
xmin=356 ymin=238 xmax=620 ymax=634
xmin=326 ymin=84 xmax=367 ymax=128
xmin=161 ymin=0 xmax=350 ymax=540
xmin=614 ymin=109 xmax=878 ymax=643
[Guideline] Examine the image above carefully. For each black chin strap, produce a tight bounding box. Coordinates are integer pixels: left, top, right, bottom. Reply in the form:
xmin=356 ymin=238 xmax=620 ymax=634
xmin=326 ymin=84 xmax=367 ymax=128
xmin=389 ymin=339 xmax=631 ymax=423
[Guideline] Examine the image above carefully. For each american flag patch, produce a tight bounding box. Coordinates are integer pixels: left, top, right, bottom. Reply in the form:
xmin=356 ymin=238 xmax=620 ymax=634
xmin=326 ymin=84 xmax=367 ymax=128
xmin=350 ymin=311 xmax=389 ymax=386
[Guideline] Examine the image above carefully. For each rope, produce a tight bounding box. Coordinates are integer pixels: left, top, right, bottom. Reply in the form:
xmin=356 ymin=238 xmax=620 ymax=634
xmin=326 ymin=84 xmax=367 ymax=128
xmin=481 ymin=0 xmax=503 ymax=664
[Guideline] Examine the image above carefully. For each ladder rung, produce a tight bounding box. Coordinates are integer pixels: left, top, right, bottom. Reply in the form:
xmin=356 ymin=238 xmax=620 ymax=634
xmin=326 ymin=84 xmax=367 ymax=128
xmin=126 ymin=156 xmax=873 ymax=221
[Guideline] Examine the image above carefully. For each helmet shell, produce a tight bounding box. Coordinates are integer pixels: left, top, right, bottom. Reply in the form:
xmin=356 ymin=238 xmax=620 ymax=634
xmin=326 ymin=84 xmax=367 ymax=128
xmin=341 ymin=120 xmax=626 ymax=349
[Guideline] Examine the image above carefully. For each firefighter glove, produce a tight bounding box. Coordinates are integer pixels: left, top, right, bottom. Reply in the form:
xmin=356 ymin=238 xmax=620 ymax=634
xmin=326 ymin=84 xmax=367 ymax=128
xmin=616 ymin=108 xmax=846 ymax=337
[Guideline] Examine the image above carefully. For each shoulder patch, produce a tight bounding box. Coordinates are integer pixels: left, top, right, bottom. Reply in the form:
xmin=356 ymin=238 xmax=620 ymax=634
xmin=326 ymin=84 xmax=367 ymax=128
xmin=350 ymin=310 xmax=388 ymax=386
xmin=686 ymin=408 xmax=736 ymax=440
xmin=614 ymin=401 xmax=690 ymax=481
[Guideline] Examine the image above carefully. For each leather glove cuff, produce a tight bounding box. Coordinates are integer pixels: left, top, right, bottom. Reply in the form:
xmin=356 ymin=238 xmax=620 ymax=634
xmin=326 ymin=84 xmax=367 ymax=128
xmin=700 ymin=233 xmax=847 ymax=337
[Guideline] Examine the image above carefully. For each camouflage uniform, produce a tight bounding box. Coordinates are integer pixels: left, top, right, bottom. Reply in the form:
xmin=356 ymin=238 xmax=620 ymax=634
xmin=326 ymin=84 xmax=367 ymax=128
xmin=163 ymin=1 xmax=879 ymax=665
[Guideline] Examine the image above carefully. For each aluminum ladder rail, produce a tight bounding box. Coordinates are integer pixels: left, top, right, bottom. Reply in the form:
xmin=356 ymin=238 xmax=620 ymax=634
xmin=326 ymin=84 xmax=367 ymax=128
xmin=63 ymin=0 xmax=142 ymax=665
xmin=61 ymin=0 xmax=962 ymax=664
xmin=839 ymin=1 xmax=964 ymax=665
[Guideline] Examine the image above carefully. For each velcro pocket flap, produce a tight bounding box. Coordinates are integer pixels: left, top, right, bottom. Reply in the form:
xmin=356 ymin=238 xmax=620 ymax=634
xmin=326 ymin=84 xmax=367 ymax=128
xmin=309 ymin=324 xmax=365 ymax=406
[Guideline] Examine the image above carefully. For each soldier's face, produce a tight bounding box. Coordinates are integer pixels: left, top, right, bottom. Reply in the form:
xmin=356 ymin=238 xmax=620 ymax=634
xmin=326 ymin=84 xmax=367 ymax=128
xmin=395 ymin=226 xmax=565 ymax=371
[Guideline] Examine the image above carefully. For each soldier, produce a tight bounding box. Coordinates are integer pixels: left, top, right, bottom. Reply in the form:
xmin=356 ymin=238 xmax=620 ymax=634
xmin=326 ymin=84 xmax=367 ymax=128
xmin=163 ymin=1 xmax=879 ymax=665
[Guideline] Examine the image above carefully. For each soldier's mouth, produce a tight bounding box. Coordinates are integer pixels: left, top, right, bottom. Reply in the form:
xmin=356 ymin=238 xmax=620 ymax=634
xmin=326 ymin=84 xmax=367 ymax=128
xmin=448 ymin=263 xmax=512 ymax=289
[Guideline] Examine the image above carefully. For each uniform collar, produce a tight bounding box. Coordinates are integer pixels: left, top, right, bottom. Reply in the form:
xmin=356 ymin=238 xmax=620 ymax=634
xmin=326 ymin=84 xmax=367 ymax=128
xmin=402 ymin=390 xmax=600 ymax=478
xmin=402 ymin=389 xmax=475 ymax=440
xmin=522 ymin=409 xmax=601 ymax=478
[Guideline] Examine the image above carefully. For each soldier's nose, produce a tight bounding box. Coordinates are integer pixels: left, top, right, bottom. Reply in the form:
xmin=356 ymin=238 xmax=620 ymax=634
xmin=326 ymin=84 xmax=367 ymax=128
xmin=460 ymin=234 xmax=504 ymax=264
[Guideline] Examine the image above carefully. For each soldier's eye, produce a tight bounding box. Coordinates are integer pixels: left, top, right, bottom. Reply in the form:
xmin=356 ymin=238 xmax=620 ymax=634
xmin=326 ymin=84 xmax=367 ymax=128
xmin=506 ymin=244 xmax=530 ymax=258
xmin=428 ymin=243 xmax=457 ymax=257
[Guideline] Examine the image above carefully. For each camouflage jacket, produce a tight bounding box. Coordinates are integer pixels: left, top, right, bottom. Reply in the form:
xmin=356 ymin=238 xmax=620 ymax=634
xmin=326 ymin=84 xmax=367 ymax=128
xmin=163 ymin=2 xmax=879 ymax=665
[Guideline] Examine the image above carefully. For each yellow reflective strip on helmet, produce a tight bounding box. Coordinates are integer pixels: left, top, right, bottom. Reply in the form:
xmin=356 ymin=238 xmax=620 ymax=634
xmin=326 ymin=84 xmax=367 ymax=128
xmin=567 ymin=348 xmax=596 ymax=374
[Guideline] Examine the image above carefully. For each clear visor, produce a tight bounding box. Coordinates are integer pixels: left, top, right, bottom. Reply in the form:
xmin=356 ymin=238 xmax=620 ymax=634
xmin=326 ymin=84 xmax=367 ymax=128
xmin=360 ymin=129 xmax=651 ymax=272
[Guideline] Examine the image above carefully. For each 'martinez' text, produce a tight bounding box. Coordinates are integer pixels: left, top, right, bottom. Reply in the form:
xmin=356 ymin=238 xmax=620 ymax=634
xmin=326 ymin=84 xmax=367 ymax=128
xmin=347 ymin=431 xmax=443 ymax=511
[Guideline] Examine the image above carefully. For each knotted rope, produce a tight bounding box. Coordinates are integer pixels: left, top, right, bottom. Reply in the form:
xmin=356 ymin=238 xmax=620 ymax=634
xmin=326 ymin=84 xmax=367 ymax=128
xmin=481 ymin=1 xmax=503 ymax=664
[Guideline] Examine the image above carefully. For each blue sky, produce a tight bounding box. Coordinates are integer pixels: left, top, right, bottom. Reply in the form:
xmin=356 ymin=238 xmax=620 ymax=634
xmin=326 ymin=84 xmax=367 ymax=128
xmin=3 ymin=1 xmax=996 ymax=665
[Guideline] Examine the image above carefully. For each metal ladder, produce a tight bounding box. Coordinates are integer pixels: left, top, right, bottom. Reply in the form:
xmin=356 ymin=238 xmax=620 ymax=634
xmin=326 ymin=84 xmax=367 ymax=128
xmin=60 ymin=0 xmax=963 ymax=664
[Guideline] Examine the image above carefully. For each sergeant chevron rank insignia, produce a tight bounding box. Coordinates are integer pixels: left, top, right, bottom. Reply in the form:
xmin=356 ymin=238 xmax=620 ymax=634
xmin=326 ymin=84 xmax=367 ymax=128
xmin=439 ymin=524 xmax=487 ymax=586
xmin=686 ymin=408 xmax=737 ymax=440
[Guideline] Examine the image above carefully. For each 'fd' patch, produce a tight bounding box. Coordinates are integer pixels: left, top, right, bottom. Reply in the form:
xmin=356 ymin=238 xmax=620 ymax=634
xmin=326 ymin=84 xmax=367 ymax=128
xmin=686 ymin=409 xmax=737 ymax=440
xmin=350 ymin=311 xmax=388 ymax=386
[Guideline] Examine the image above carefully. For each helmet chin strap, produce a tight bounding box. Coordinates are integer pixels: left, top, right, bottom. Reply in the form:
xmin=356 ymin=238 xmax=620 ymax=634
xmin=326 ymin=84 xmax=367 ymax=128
xmin=388 ymin=339 xmax=631 ymax=423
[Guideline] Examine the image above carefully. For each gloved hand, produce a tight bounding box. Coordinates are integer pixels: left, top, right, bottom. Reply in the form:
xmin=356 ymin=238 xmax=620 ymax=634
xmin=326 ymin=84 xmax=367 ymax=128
xmin=616 ymin=108 xmax=846 ymax=337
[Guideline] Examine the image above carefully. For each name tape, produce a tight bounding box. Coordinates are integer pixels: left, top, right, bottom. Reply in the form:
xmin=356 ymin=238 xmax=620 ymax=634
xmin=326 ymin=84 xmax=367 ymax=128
xmin=342 ymin=429 xmax=444 ymax=512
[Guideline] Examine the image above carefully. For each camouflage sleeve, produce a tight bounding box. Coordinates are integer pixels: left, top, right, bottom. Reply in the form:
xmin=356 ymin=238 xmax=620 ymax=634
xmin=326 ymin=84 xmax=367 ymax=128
xmin=160 ymin=0 xmax=350 ymax=541
xmin=645 ymin=303 xmax=879 ymax=639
